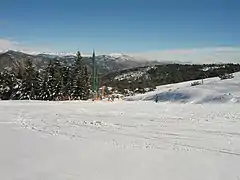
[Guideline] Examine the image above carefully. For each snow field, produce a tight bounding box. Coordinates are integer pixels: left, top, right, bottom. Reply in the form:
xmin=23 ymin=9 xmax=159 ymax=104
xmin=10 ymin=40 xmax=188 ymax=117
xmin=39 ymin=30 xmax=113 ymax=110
xmin=0 ymin=100 xmax=240 ymax=180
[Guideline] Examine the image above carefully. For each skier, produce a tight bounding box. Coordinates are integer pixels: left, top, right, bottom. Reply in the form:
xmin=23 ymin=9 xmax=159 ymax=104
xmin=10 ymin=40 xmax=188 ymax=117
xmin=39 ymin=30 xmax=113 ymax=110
xmin=155 ymin=95 xmax=158 ymax=103
xmin=111 ymin=95 xmax=115 ymax=102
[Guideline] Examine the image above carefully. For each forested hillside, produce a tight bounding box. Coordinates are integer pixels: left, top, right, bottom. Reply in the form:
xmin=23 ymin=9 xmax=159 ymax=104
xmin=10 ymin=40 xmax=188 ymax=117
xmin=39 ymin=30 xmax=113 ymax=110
xmin=102 ymin=63 xmax=240 ymax=94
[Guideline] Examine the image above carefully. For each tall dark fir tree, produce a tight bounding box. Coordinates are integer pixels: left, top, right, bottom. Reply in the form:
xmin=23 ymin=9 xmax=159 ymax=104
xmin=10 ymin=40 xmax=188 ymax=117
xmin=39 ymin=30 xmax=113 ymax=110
xmin=71 ymin=51 xmax=84 ymax=100
xmin=82 ymin=65 xmax=90 ymax=100
xmin=40 ymin=60 xmax=63 ymax=101
xmin=20 ymin=59 xmax=40 ymax=100
xmin=0 ymin=70 xmax=21 ymax=100
xmin=61 ymin=60 xmax=72 ymax=100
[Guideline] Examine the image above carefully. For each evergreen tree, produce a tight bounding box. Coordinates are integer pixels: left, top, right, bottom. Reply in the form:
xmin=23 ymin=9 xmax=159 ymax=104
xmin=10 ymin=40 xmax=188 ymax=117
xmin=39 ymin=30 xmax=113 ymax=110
xmin=52 ymin=60 xmax=64 ymax=100
xmin=20 ymin=59 xmax=40 ymax=100
xmin=0 ymin=71 xmax=8 ymax=100
xmin=71 ymin=51 xmax=84 ymax=100
xmin=40 ymin=60 xmax=63 ymax=101
xmin=39 ymin=70 xmax=50 ymax=100
xmin=61 ymin=61 xmax=72 ymax=100
xmin=0 ymin=70 xmax=21 ymax=100
xmin=82 ymin=66 xmax=90 ymax=100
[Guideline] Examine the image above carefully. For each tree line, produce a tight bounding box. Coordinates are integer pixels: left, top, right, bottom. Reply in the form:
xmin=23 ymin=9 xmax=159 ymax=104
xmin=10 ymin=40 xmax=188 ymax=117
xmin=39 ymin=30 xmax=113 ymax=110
xmin=102 ymin=63 xmax=240 ymax=94
xmin=0 ymin=51 xmax=91 ymax=101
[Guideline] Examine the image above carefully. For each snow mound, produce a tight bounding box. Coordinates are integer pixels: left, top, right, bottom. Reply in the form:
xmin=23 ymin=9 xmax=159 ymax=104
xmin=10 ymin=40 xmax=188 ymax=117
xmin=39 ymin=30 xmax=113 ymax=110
xmin=126 ymin=72 xmax=240 ymax=104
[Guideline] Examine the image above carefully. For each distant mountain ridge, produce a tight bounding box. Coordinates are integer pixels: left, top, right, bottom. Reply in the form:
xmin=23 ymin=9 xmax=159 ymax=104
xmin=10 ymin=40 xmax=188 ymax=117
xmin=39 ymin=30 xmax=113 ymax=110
xmin=0 ymin=50 xmax=162 ymax=74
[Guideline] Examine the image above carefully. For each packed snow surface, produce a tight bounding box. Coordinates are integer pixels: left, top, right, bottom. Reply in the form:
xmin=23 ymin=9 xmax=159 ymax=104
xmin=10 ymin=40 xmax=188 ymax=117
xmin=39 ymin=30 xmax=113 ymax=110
xmin=1 ymin=73 xmax=240 ymax=180
xmin=1 ymin=100 xmax=240 ymax=180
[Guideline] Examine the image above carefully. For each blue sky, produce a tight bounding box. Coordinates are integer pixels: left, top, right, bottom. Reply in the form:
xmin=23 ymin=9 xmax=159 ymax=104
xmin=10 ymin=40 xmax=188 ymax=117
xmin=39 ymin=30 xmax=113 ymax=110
xmin=0 ymin=0 xmax=240 ymax=56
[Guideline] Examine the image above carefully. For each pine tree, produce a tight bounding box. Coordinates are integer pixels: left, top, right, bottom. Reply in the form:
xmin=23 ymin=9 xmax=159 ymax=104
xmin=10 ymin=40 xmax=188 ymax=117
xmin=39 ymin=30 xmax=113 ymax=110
xmin=40 ymin=60 xmax=63 ymax=101
xmin=0 ymin=70 xmax=20 ymax=100
xmin=71 ymin=51 xmax=84 ymax=100
xmin=52 ymin=60 xmax=64 ymax=100
xmin=0 ymin=71 xmax=8 ymax=100
xmin=20 ymin=59 xmax=40 ymax=100
xmin=39 ymin=70 xmax=50 ymax=100
xmin=82 ymin=66 xmax=90 ymax=100
xmin=60 ymin=60 xmax=72 ymax=100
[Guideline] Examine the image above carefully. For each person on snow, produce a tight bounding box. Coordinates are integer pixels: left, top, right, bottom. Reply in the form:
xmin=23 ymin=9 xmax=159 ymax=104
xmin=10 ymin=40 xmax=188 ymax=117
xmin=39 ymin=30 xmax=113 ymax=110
xmin=155 ymin=95 xmax=158 ymax=103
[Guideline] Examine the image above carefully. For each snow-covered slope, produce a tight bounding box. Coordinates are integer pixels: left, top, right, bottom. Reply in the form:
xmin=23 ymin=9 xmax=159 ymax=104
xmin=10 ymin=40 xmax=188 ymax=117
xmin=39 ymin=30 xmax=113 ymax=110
xmin=125 ymin=72 xmax=240 ymax=104
xmin=0 ymin=100 xmax=240 ymax=180
xmin=1 ymin=72 xmax=240 ymax=179
xmin=114 ymin=66 xmax=152 ymax=81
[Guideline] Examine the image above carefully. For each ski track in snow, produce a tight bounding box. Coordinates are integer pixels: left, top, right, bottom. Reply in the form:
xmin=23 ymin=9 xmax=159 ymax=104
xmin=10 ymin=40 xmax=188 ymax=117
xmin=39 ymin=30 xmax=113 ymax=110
xmin=1 ymin=101 xmax=240 ymax=155
xmin=1 ymin=101 xmax=240 ymax=179
xmin=2 ymin=74 xmax=240 ymax=179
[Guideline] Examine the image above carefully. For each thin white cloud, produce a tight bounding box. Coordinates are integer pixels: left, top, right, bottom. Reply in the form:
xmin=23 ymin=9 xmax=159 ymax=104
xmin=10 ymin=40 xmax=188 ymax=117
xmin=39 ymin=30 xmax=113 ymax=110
xmin=0 ymin=39 xmax=19 ymax=52
xmin=0 ymin=38 xmax=88 ymax=56
xmin=130 ymin=47 xmax=240 ymax=64
xmin=0 ymin=38 xmax=53 ymax=54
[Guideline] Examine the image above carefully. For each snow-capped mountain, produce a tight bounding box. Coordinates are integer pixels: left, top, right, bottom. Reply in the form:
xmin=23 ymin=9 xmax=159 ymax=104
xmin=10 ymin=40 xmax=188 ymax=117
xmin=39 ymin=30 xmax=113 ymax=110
xmin=38 ymin=52 xmax=78 ymax=57
xmin=0 ymin=50 xmax=161 ymax=74
xmin=108 ymin=53 xmax=137 ymax=61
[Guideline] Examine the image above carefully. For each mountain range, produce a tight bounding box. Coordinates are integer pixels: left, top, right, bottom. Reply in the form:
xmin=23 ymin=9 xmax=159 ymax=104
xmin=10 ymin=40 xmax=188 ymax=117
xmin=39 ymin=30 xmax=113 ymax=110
xmin=0 ymin=50 xmax=162 ymax=75
xmin=1 ymin=50 xmax=240 ymax=97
